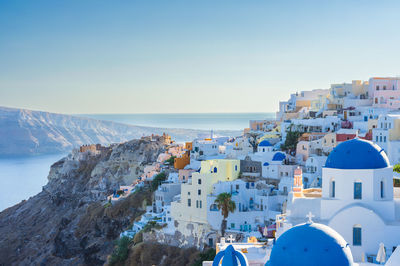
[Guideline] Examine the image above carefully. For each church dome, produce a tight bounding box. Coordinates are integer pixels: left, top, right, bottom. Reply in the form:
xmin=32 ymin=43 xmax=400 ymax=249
xmin=325 ymin=138 xmax=389 ymax=169
xmin=259 ymin=140 xmax=272 ymax=147
xmin=272 ymin=152 xmax=286 ymax=161
xmin=267 ymin=223 xmax=353 ymax=266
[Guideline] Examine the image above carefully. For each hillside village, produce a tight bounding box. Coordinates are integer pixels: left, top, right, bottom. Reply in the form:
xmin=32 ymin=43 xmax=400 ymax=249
xmin=71 ymin=77 xmax=400 ymax=265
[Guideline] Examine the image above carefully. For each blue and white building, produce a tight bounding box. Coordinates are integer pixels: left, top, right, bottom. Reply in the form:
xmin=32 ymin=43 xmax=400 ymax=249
xmin=278 ymin=138 xmax=400 ymax=262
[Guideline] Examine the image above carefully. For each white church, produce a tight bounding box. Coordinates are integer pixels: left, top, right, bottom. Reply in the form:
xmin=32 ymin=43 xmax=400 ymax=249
xmin=277 ymin=138 xmax=400 ymax=262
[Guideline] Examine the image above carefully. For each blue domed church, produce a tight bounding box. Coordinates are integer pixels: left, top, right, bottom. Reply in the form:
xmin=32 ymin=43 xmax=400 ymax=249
xmin=267 ymin=221 xmax=353 ymax=266
xmin=279 ymin=138 xmax=400 ymax=262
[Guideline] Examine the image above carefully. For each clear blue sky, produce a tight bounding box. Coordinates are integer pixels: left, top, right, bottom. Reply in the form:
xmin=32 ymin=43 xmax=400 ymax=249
xmin=1 ymin=0 xmax=400 ymax=114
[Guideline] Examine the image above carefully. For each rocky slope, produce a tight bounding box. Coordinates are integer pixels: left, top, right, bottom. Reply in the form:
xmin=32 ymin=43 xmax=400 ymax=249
xmin=0 ymin=106 xmax=240 ymax=156
xmin=0 ymin=138 xmax=164 ymax=265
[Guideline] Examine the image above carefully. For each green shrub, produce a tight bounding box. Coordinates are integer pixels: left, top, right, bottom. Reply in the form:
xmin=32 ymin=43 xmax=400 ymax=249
xmin=191 ymin=248 xmax=216 ymax=266
xmin=109 ymin=236 xmax=132 ymax=265
xmin=151 ymin=172 xmax=167 ymax=191
xmin=281 ymin=126 xmax=304 ymax=153
xmin=394 ymin=164 xmax=400 ymax=173
xmin=165 ymin=156 xmax=176 ymax=165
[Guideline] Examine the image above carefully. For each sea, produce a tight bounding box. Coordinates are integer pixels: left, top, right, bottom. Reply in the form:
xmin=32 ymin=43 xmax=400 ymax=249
xmin=0 ymin=153 xmax=66 ymax=211
xmin=0 ymin=112 xmax=274 ymax=211
xmin=80 ymin=112 xmax=275 ymax=131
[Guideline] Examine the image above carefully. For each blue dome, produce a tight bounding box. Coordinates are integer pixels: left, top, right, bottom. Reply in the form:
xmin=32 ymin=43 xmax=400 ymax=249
xmin=263 ymin=162 xmax=269 ymax=166
xmin=267 ymin=223 xmax=353 ymax=266
xmin=272 ymin=152 xmax=286 ymax=161
xmin=259 ymin=140 xmax=272 ymax=147
xmin=325 ymin=138 xmax=389 ymax=169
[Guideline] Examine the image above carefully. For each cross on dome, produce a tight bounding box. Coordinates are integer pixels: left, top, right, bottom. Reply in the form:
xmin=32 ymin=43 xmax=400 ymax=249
xmin=227 ymin=234 xmax=235 ymax=243
xmin=306 ymin=211 xmax=315 ymax=224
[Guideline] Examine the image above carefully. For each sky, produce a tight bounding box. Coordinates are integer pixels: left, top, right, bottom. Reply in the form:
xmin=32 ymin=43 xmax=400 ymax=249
xmin=1 ymin=0 xmax=400 ymax=114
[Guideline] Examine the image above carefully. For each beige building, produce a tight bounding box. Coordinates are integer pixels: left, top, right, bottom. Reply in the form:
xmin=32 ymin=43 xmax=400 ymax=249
xmin=322 ymin=133 xmax=337 ymax=154
xmin=171 ymin=159 xmax=240 ymax=224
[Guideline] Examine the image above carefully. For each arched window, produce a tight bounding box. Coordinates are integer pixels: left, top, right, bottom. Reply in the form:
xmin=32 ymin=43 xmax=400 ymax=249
xmin=353 ymin=225 xmax=362 ymax=246
xmin=380 ymin=180 xmax=385 ymax=198
xmin=354 ymin=181 xmax=362 ymax=200
xmin=330 ymin=179 xmax=336 ymax=198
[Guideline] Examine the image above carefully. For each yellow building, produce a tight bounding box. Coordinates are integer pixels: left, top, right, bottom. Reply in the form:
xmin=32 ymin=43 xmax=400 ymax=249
xmin=171 ymin=159 xmax=240 ymax=224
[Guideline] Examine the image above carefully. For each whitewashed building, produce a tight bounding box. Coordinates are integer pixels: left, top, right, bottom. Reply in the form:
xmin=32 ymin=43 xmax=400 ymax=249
xmin=277 ymin=139 xmax=400 ymax=262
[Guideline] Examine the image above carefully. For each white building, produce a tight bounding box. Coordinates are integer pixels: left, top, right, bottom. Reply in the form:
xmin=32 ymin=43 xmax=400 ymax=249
xmin=373 ymin=113 xmax=400 ymax=165
xmin=207 ymin=179 xmax=284 ymax=235
xmin=302 ymin=155 xmax=327 ymax=188
xmin=277 ymin=138 xmax=400 ymax=262
xmin=191 ymin=139 xmax=219 ymax=159
xmin=153 ymin=181 xmax=181 ymax=213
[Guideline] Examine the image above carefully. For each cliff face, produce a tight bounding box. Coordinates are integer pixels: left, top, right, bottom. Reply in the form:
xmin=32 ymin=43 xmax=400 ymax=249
xmin=0 ymin=106 xmax=240 ymax=156
xmin=0 ymin=138 xmax=163 ymax=266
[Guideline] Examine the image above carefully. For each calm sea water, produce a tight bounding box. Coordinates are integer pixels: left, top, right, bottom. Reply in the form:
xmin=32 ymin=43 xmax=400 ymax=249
xmin=79 ymin=113 xmax=275 ymax=131
xmin=0 ymin=154 xmax=65 ymax=211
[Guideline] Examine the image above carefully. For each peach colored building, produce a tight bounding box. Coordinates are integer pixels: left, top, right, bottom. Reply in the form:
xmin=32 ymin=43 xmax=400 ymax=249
xmin=79 ymin=144 xmax=102 ymax=153
xmin=179 ymin=169 xmax=195 ymax=183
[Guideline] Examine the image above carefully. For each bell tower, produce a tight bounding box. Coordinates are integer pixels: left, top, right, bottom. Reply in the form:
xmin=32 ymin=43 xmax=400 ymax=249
xmin=293 ymin=167 xmax=303 ymax=197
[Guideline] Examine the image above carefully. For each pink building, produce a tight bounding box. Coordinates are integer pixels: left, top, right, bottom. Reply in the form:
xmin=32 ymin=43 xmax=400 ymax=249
xmin=369 ymin=77 xmax=400 ymax=109
xmin=178 ymin=169 xmax=195 ymax=183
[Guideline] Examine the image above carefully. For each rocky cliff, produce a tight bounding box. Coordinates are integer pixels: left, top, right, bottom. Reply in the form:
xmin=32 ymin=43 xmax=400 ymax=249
xmin=0 ymin=106 xmax=240 ymax=156
xmin=0 ymin=138 xmax=164 ymax=265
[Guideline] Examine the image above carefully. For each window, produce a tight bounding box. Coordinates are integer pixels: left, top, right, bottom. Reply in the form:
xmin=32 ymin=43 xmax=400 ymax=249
xmin=354 ymin=182 xmax=362 ymax=200
xmin=196 ymin=200 xmax=199 ymax=208
xmin=198 ymin=189 xmax=201 ymax=195
xmin=188 ymin=198 xmax=191 ymax=207
xmin=199 ymin=200 xmax=202 ymax=208
xmin=330 ymin=180 xmax=336 ymax=198
xmin=383 ymin=85 xmax=387 ymax=90
xmin=381 ymin=181 xmax=385 ymax=198
xmin=188 ymin=191 xmax=190 ymax=195
xmin=263 ymin=148 xmax=265 ymax=152
xmin=380 ymin=136 xmax=382 ymax=142
xmin=209 ymin=238 xmax=214 ymax=247
xmin=198 ymin=179 xmax=201 ymax=185
xmin=353 ymin=225 xmax=362 ymax=246
xmin=213 ymin=167 xmax=217 ymax=173
xmin=376 ymin=85 xmax=380 ymax=90
xmin=235 ymin=165 xmax=238 ymax=171
xmin=236 ymin=184 xmax=239 ymax=190
xmin=231 ymin=223 xmax=235 ymax=229
xmin=384 ymin=136 xmax=387 ymax=142
xmin=376 ymin=136 xmax=379 ymax=142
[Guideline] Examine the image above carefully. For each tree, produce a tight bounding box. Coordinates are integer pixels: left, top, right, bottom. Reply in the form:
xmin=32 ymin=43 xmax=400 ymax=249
xmin=151 ymin=172 xmax=167 ymax=191
xmin=394 ymin=164 xmax=400 ymax=173
xmin=164 ymin=156 xmax=176 ymax=165
xmin=281 ymin=124 xmax=304 ymax=154
xmin=246 ymin=132 xmax=261 ymax=153
xmin=214 ymin=193 xmax=236 ymax=237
